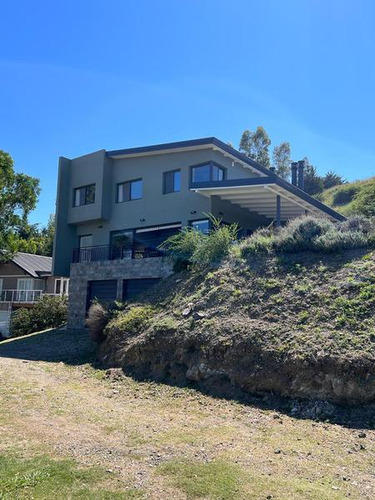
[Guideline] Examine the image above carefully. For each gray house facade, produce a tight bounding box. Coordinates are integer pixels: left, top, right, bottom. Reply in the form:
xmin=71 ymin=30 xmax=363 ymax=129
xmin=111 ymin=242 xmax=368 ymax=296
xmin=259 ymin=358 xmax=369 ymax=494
xmin=52 ymin=137 xmax=344 ymax=329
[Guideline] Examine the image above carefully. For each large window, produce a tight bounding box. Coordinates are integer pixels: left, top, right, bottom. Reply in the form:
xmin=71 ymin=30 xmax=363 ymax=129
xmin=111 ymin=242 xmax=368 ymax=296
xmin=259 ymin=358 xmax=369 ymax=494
xmin=191 ymin=162 xmax=225 ymax=183
xmin=117 ymin=179 xmax=143 ymax=202
xmin=163 ymin=170 xmax=181 ymax=194
xmin=73 ymin=184 xmax=95 ymax=207
xmin=191 ymin=219 xmax=210 ymax=234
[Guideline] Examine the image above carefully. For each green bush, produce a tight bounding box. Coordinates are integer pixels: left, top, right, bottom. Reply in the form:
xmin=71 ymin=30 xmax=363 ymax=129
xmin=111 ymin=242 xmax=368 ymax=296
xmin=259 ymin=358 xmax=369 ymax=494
xmin=273 ymin=217 xmax=333 ymax=252
xmin=160 ymin=214 xmax=238 ymax=268
xmin=351 ymin=183 xmax=375 ymax=216
xmin=10 ymin=295 xmax=68 ymax=337
xmin=332 ymin=185 xmax=359 ymax=206
xmin=105 ymin=305 xmax=155 ymax=338
xmin=240 ymin=215 xmax=375 ymax=256
xmin=238 ymin=228 xmax=273 ymax=256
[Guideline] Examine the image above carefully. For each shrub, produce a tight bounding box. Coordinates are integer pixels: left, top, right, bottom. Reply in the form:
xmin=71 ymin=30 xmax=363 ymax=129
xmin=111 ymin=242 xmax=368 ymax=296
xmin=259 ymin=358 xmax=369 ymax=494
xmin=191 ymin=220 xmax=238 ymax=267
xmin=160 ymin=214 xmax=238 ymax=268
xmin=313 ymin=229 xmax=369 ymax=253
xmin=332 ymin=185 xmax=359 ymax=206
xmin=159 ymin=227 xmax=206 ymax=265
xmin=105 ymin=305 xmax=155 ymax=338
xmin=10 ymin=295 xmax=68 ymax=337
xmin=238 ymin=228 xmax=273 ymax=256
xmin=86 ymin=302 xmax=111 ymax=343
xmin=273 ymin=216 xmax=333 ymax=253
xmin=351 ymin=183 xmax=375 ymax=216
xmin=239 ymin=215 xmax=375 ymax=257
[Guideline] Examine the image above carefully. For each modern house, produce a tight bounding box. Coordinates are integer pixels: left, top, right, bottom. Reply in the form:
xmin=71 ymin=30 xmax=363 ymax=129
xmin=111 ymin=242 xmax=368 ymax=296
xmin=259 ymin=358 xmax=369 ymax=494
xmin=52 ymin=137 xmax=344 ymax=329
xmin=0 ymin=253 xmax=69 ymax=337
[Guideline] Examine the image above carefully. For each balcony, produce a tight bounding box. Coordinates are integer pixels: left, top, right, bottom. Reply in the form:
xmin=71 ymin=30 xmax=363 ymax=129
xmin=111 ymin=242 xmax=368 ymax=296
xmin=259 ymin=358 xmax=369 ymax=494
xmin=72 ymin=244 xmax=165 ymax=264
xmin=0 ymin=290 xmax=59 ymax=304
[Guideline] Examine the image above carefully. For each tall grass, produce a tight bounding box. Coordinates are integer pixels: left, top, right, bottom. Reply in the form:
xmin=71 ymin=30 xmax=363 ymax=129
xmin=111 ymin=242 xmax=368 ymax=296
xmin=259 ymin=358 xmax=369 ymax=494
xmin=160 ymin=214 xmax=239 ymax=268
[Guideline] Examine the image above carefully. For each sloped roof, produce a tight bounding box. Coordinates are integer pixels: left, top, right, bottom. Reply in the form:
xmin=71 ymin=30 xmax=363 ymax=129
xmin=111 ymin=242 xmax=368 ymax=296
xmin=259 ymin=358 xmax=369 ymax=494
xmin=11 ymin=253 xmax=52 ymax=278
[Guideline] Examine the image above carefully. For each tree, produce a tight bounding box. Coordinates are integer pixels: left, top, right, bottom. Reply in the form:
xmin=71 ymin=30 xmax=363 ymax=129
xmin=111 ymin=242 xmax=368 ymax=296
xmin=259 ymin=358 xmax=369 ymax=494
xmin=323 ymin=170 xmax=346 ymax=190
xmin=239 ymin=126 xmax=271 ymax=168
xmin=272 ymin=142 xmax=291 ymax=180
xmin=10 ymin=214 xmax=55 ymax=257
xmin=0 ymin=150 xmax=40 ymax=260
xmin=303 ymin=158 xmax=324 ymax=196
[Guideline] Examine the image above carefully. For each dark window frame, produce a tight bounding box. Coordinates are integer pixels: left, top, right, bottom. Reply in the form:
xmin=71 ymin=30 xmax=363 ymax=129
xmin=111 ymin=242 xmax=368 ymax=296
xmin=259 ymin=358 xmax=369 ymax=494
xmin=116 ymin=178 xmax=143 ymax=203
xmin=163 ymin=169 xmax=181 ymax=194
xmin=189 ymin=161 xmax=226 ymax=186
xmin=73 ymin=184 xmax=96 ymax=207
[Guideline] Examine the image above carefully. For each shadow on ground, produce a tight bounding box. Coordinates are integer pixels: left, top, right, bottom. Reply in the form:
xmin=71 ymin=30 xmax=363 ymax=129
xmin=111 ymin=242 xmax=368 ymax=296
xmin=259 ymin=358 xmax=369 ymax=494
xmin=1 ymin=327 xmax=374 ymax=430
xmin=0 ymin=328 xmax=96 ymax=365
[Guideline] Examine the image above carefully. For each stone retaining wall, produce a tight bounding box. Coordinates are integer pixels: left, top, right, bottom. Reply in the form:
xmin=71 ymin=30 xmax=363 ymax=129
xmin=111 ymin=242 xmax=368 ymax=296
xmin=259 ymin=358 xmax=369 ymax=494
xmin=67 ymin=257 xmax=173 ymax=329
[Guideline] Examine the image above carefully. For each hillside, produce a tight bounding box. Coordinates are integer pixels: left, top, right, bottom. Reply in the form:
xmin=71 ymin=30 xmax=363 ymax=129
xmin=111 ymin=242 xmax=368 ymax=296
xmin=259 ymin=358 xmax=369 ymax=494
xmin=318 ymin=176 xmax=375 ymax=217
xmin=97 ymin=247 xmax=375 ymax=407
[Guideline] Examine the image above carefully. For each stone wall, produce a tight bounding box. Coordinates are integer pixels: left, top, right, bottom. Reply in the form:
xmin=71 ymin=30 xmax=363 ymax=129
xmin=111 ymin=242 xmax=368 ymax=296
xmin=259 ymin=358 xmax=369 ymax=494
xmin=67 ymin=257 xmax=173 ymax=329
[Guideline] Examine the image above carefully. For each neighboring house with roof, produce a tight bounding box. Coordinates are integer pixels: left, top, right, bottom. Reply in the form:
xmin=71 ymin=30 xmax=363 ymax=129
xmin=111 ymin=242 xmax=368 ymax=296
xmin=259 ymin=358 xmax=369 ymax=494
xmin=0 ymin=253 xmax=69 ymax=337
xmin=52 ymin=137 xmax=344 ymax=329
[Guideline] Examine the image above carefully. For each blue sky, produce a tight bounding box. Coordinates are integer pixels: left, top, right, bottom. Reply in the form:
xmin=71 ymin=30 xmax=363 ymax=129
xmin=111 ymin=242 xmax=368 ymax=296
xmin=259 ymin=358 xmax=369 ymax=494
xmin=1 ymin=0 xmax=375 ymax=225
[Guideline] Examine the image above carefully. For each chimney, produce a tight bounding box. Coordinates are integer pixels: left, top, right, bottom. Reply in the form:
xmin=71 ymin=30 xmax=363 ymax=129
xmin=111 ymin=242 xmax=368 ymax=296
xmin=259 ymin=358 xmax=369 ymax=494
xmin=298 ymin=160 xmax=305 ymax=190
xmin=291 ymin=162 xmax=298 ymax=186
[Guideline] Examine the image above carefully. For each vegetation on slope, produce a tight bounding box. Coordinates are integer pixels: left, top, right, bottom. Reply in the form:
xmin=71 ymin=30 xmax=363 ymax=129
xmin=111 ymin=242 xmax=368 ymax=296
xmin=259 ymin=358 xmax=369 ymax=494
xmin=317 ymin=176 xmax=375 ymax=217
xmin=91 ymin=216 xmax=375 ymax=405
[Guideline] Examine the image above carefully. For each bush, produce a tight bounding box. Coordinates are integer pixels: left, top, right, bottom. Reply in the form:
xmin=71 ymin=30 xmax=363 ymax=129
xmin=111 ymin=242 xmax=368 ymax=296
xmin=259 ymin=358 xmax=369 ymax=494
xmin=239 ymin=215 xmax=375 ymax=256
xmin=332 ymin=186 xmax=359 ymax=206
xmin=273 ymin=217 xmax=333 ymax=253
xmin=160 ymin=214 xmax=238 ymax=268
xmin=10 ymin=295 xmax=68 ymax=337
xmin=351 ymin=183 xmax=375 ymax=216
xmin=105 ymin=306 xmax=155 ymax=338
xmin=86 ymin=302 xmax=111 ymax=343
xmin=238 ymin=228 xmax=273 ymax=256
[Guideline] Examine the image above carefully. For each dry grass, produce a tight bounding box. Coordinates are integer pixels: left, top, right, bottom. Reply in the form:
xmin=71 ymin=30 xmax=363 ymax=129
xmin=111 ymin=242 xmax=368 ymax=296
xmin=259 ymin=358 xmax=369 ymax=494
xmin=0 ymin=329 xmax=374 ymax=499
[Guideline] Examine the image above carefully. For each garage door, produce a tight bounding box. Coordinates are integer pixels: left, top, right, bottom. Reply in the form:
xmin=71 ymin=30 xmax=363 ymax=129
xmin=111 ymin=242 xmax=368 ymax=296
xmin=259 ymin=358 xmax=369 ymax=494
xmin=87 ymin=280 xmax=117 ymax=309
xmin=123 ymin=278 xmax=160 ymax=302
xmin=0 ymin=311 xmax=11 ymax=338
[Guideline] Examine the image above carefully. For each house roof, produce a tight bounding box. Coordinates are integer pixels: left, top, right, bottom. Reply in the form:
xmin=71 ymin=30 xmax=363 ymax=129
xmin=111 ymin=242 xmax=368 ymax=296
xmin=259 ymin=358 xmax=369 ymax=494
xmin=107 ymin=137 xmax=345 ymax=222
xmin=11 ymin=253 xmax=52 ymax=278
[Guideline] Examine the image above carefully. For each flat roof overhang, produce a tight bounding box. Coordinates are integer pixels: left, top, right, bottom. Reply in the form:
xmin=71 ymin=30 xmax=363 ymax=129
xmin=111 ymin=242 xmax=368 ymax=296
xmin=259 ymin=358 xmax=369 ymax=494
xmin=190 ymin=178 xmax=345 ymax=222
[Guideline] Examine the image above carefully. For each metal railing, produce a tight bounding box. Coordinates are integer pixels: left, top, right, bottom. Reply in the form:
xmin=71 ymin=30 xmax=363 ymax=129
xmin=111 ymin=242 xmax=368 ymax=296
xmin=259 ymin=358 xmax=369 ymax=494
xmin=72 ymin=244 xmax=165 ymax=263
xmin=0 ymin=290 xmax=44 ymax=303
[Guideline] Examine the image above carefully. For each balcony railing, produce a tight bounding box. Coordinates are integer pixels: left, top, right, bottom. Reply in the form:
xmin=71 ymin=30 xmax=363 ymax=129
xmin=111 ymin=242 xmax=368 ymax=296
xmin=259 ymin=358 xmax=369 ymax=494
xmin=72 ymin=245 xmax=165 ymax=264
xmin=0 ymin=290 xmax=44 ymax=303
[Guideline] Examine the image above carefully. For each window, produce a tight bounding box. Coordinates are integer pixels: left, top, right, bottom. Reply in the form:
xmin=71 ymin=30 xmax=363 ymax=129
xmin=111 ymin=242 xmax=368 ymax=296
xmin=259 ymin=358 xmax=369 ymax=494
xmin=191 ymin=162 xmax=225 ymax=184
xmin=17 ymin=278 xmax=33 ymax=291
xmin=191 ymin=219 xmax=210 ymax=234
xmin=117 ymin=179 xmax=143 ymax=202
xmin=55 ymin=278 xmax=69 ymax=295
xmin=163 ymin=170 xmax=181 ymax=194
xmin=79 ymin=235 xmax=92 ymax=248
xmin=73 ymin=184 xmax=95 ymax=207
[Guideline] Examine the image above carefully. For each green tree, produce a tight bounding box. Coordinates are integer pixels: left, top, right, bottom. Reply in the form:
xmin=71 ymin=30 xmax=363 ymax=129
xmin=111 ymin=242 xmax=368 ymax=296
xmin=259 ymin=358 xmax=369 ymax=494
xmin=239 ymin=126 xmax=271 ymax=167
xmin=272 ymin=142 xmax=291 ymax=180
xmin=323 ymin=170 xmax=346 ymax=190
xmin=0 ymin=150 xmax=40 ymax=260
xmin=303 ymin=158 xmax=324 ymax=195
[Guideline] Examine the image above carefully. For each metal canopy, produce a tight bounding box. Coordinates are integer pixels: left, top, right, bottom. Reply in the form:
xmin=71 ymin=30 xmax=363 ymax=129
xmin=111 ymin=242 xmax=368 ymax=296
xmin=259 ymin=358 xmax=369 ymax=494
xmin=192 ymin=183 xmax=334 ymax=221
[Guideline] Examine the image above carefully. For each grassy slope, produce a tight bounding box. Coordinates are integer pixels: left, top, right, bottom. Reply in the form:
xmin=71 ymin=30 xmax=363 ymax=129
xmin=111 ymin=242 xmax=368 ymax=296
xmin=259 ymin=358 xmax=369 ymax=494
xmin=318 ymin=176 xmax=375 ymax=216
xmin=0 ymin=329 xmax=374 ymax=499
xmin=104 ymin=248 xmax=375 ymax=367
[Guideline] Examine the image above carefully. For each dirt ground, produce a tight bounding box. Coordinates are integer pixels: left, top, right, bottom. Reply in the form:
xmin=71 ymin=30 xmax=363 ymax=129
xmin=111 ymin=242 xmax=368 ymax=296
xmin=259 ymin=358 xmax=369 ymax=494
xmin=0 ymin=328 xmax=374 ymax=499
